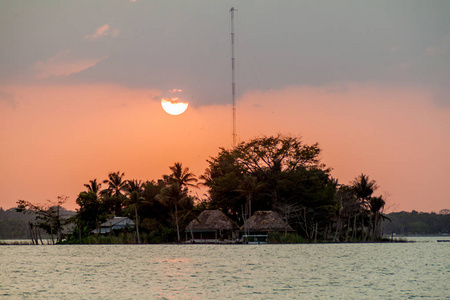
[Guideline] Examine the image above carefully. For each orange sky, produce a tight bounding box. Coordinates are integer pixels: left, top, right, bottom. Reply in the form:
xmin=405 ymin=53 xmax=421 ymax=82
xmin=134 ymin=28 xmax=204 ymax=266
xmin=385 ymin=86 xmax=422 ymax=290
xmin=2 ymin=1 xmax=449 ymax=214
xmin=1 ymin=82 xmax=448 ymax=212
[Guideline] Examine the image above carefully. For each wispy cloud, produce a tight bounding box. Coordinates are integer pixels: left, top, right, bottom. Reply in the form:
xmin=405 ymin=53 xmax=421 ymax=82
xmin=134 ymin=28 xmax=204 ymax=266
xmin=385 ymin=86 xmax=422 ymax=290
xmin=33 ymin=49 xmax=107 ymax=79
xmin=84 ymin=24 xmax=119 ymax=40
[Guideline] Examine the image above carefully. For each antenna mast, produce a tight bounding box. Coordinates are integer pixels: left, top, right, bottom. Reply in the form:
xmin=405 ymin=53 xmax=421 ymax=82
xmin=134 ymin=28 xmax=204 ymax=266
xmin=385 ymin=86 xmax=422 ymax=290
xmin=230 ymin=7 xmax=237 ymax=147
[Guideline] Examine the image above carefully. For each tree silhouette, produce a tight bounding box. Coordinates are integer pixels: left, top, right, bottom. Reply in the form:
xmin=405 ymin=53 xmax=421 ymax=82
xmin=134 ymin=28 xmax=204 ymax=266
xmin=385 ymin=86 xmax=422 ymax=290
xmin=124 ymin=179 xmax=145 ymax=243
xmin=84 ymin=179 xmax=102 ymax=196
xmin=102 ymin=171 xmax=127 ymax=216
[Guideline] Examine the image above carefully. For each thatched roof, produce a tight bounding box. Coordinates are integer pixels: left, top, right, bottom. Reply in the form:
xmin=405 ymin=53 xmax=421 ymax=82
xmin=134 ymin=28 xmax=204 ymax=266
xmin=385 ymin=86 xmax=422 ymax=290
xmin=243 ymin=211 xmax=294 ymax=232
xmin=185 ymin=210 xmax=239 ymax=231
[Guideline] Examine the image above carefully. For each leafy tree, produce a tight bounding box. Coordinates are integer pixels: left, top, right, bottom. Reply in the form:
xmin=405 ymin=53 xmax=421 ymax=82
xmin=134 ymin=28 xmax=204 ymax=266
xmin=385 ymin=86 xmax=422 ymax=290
xmin=204 ymin=135 xmax=338 ymax=240
xmin=16 ymin=196 xmax=69 ymax=244
xmin=75 ymin=191 xmax=104 ymax=237
xmin=232 ymin=134 xmax=323 ymax=208
xmin=236 ymin=174 xmax=266 ymax=230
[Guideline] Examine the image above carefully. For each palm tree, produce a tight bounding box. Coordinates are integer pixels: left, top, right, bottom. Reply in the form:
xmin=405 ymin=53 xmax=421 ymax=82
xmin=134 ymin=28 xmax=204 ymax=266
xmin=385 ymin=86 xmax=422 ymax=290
xmin=102 ymin=171 xmax=127 ymax=216
xmin=351 ymin=174 xmax=378 ymax=206
xmin=160 ymin=163 xmax=198 ymax=242
xmin=164 ymin=162 xmax=198 ymax=189
xmin=124 ymin=180 xmax=145 ymax=243
xmin=236 ymin=175 xmax=265 ymax=233
xmin=368 ymin=195 xmax=386 ymax=240
xmin=156 ymin=183 xmax=191 ymax=242
xmin=102 ymin=171 xmax=127 ymax=196
xmin=351 ymin=174 xmax=378 ymax=240
xmin=84 ymin=179 xmax=102 ymax=196
xmin=333 ymin=185 xmax=359 ymax=242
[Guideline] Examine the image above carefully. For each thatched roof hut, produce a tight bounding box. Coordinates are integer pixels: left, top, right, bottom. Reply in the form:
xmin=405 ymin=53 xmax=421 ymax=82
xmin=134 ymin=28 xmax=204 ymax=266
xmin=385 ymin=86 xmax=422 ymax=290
xmin=185 ymin=210 xmax=240 ymax=243
xmin=186 ymin=210 xmax=239 ymax=231
xmin=243 ymin=211 xmax=294 ymax=232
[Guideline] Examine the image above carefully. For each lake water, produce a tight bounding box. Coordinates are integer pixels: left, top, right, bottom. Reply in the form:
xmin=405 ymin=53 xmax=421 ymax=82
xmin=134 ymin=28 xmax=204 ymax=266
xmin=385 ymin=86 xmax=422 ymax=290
xmin=1 ymin=237 xmax=449 ymax=299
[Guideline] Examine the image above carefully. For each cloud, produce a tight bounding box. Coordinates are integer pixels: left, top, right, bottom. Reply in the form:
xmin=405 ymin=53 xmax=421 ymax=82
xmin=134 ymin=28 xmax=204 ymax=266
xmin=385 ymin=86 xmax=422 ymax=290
xmin=84 ymin=24 xmax=119 ymax=40
xmin=33 ymin=49 xmax=107 ymax=79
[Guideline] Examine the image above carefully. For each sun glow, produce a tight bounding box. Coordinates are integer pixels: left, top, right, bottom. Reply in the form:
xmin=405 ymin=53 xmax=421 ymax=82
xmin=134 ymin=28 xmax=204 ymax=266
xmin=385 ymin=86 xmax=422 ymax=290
xmin=161 ymin=97 xmax=189 ymax=115
xmin=161 ymin=89 xmax=189 ymax=115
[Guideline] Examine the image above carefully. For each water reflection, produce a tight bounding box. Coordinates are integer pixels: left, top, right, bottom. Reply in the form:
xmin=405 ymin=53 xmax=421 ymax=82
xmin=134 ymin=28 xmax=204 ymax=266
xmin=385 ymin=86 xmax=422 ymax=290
xmin=0 ymin=243 xmax=448 ymax=299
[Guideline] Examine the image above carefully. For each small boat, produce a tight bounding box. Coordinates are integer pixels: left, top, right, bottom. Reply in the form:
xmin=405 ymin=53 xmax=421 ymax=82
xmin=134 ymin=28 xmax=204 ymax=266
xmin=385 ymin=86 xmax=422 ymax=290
xmin=437 ymin=240 xmax=450 ymax=242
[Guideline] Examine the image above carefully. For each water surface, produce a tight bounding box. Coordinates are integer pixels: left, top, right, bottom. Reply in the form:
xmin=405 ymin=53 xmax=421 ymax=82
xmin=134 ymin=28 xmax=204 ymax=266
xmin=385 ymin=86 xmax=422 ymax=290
xmin=1 ymin=238 xmax=449 ymax=299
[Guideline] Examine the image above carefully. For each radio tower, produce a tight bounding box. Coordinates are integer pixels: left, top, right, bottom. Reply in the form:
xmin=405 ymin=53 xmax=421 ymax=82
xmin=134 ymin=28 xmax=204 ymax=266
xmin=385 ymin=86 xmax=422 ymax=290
xmin=230 ymin=7 xmax=237 ymax=147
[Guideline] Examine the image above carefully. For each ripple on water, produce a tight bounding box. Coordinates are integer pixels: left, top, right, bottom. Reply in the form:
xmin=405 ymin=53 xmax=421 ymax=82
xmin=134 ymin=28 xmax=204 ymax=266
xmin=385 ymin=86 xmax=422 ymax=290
xmin=0 ymin=242 xmax=449 ymax=299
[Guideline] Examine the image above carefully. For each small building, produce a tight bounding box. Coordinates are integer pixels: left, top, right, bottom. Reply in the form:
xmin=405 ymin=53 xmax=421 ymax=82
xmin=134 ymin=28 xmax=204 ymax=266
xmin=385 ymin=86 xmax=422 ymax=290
xmin=91 ymin=217 xmax=135 ymax=234
xmin=242 ymin=210 xmax=294 ymax=235
xmin=185 ymin=210 xmax=240 ymax=243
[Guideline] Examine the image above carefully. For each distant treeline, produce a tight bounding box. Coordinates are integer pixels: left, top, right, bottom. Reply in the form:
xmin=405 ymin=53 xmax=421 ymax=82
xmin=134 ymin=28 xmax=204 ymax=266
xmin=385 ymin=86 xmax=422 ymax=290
xmin=0 ymin=207 xmax=36 ymax=239
xmin=0 ymin=207 xmax=74 ymax=240
xmin=2 ymin=207 xmax=449 ymax=239
xmin=381 ymin=210 xmax=450 ymax=235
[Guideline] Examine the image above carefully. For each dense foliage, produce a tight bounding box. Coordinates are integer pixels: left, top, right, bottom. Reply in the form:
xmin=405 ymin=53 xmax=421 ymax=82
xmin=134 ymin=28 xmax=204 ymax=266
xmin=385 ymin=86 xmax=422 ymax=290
xmin=5 ymin=135 xmax=446 ymax=244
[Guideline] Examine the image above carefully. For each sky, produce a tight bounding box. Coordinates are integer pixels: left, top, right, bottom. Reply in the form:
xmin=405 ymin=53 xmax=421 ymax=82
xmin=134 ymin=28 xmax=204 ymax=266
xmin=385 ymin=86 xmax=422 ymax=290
xmin=1 ymin=1 xmax=449 ymax=212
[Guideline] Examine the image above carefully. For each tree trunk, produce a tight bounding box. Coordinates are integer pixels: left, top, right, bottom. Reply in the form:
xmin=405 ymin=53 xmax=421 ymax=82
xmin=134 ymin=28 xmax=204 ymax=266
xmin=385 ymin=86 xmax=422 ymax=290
xmin=37 ymin=227 xmax=44 ymax=245
xmin=352 ymin=215 xmax=357 ymax=241
xmin=29 ymin=223 xmax=36 ymax=245
xmin=175 ymin=203 xmax=180 ymax=243
xmin=79 ymin=220 xmax=82 ymax=243
xmin=345 ymin=217 xmax=350 ymax=242
xmin=134 ymin=205 xmax=140 ymax=244
xmin=333 ymin=217 xmax=340 ymax=242
xmin=271 ymin=189 xmax=278 ymax=210
xmin=249 ymin=195 xmax=252 ymax=219
xmin=314 ymin=222 xmax=318 ymax=243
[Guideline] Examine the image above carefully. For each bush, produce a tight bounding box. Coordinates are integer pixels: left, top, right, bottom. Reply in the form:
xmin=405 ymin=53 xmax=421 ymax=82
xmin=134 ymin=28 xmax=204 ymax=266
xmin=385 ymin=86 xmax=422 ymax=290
xmin=268 ymin=232 xmax=307 ymax=244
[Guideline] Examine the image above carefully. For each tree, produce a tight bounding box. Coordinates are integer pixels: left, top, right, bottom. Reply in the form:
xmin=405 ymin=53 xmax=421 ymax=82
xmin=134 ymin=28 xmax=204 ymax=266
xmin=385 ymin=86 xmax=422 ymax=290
xmin=16 ymin=196 xmax=69 ymax=244
xmin=333 ymin=185 xmax=359 ymax=242
xmin=102 ymin=171 xmax=128 ymax=216
xmin=236 ymin=175 xmax=266 ymax=235
xmin=232 ymin=134 xmax=323 ymax=208
xmin=351 ymin=174 xmax=378 ymax=205
xmin=204 ymin=135 xmax=336 ymax=239
xmin=350 ymin=174 xmax=378 ymax=240
xmin=156 ymin=183 xmax=193 ymax=242
xmin=159 ymin=163 xmax=197 ymax=242
xmin=124 ymin=179 xmax=145 ymax=243
xmin=84 ymin=179 xmax=102 ymax=196
xmin=439 ymin=209 xmax=450 ymax=215
xmin=164 ymin=162 xmax=198 ymax=189
xmin=76 ymin=191 xmax=104 ymax=237
xmin=368 ymin=195 xmax=386 ymax=240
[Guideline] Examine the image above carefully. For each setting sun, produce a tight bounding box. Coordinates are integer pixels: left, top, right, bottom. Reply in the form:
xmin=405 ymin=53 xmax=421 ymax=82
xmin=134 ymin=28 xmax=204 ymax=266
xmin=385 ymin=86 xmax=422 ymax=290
xmin=161 ymin=98 xmax=189 ymax=115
